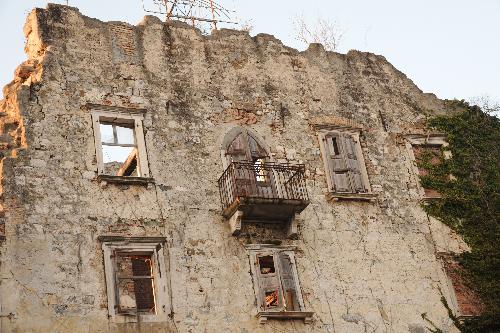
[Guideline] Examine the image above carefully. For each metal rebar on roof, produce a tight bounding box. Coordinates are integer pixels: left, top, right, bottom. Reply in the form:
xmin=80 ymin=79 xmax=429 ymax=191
xmin=141 ymin=0 xmax=238 ymax=31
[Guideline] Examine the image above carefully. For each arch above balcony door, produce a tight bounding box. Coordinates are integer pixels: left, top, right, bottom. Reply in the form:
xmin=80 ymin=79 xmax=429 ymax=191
xmin=220 ymin=127 xmax=271 ymax=169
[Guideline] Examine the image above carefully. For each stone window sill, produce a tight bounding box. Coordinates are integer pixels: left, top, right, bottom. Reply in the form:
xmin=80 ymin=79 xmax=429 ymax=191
xmin=421 ymin=195 xmax=443 ymax=205
xmin=257 ymin=311 xmax=314 ymax=324
xmin=457 ymin=315 xmax=481 ymax=321
xmin=97 ymin=175 xmax=155 ymax=186
xmin=327 ymin=192 xmax=377 ymax=202
xmin=108 ymin=313 xmax=167 ymax=324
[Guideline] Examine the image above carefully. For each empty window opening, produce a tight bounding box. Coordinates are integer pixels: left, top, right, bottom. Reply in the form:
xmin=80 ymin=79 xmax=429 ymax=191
xmin=413 ymin=146 xmax=443 ymax=176
xmin=100 ymin=122 xmax=138 ymax=177
xmin=116 ymin=253 xmax=156 ymax=314
xmin=265 ymin=290 xmax=279 ymax=308
xmin=413 ymin=145 xmax=444 ymax=198
xmin=331 ymin=137 xmax=340 ymax=155
xmin=92 ymin=108 xmax=151 ymax=180
xmin=259 ymin=255 xmax=275 ymax=274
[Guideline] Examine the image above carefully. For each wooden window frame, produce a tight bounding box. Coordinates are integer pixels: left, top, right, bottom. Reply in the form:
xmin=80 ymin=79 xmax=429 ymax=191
xmin=318 ymin=129 xmax=374 ymax=201
xmin=405 ymin=134 xmax=449 ymax=200
xmin=91 ymin=106 xmax=151 ymax=182
xmin=114 ymin=252 xmax=156 ymax=315
xmin=247 ymin=245 xmax=313 ymax=324
xmin=100 ymin=237 xmax=169 ymax=323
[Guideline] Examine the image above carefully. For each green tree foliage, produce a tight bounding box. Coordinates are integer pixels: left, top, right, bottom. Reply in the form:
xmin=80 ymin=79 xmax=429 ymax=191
xmin=419 ymin=100 xmax=500 ymax=333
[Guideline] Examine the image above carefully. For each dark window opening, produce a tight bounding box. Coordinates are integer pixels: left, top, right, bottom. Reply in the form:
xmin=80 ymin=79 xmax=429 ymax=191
xmin=259 ymin=255 xmax=275 ymax=274
xmin=331 ymin=137 xmax=340 ymax=155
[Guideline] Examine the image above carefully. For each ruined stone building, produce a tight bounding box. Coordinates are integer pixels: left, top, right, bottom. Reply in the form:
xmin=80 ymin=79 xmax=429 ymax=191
xmin=0 ymin=4 xmax=482 ymax=333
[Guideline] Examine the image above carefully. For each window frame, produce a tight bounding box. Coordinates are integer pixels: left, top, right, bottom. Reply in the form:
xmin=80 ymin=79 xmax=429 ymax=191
xmin=100 ymin=236 xmax=169 ymax=323
xmin=318 ymin=129 xmax=372 ymax=199
xmin=114 ymin=252 xmax=156 ymax=315
xmin=246 ymin=245 xmax=313 ymax=324
xmin=91 ymin=106 xmax=151 ymax=180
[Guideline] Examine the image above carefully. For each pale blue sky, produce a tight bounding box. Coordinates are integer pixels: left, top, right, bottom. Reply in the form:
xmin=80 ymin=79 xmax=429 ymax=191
xmin=0 ymin=0 xmax=499 ymax=104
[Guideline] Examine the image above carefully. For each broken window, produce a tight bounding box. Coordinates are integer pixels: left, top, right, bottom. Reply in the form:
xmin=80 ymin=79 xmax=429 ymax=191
xmin=100 ymin=237 xmax=169 ymax=322
xmin=100 ymin=122 xmax=138 ymax=176
xmin=319 ymin=130 xmax=370 ymax=194
xmin=115 ymin=253 xmax=156 ymax=314
xmin=259 ymin=255 xmax=276 ymax=274
xmin=265 ymin=290 xmax=279 ymax=308
xmin=251 ymin=249 xmax=307 ymax=313
xmin=91 ymin=108 xmax=150 ymax=179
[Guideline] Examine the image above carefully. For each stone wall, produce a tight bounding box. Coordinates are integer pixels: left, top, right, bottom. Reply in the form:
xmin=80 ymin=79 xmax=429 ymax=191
xmin=0 ymin=4 xmax=469 ymax=333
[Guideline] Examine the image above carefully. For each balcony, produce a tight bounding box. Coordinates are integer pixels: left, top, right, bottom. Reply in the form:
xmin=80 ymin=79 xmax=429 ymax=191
xmin=218 ymin=162 xmax=310 ymax=236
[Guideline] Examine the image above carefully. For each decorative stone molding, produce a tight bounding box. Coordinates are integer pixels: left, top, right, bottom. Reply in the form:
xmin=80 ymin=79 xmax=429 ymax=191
xmin=286 ymin=213 xmax=300 ymax=239
xmin=228 ymin=210 xmax=244 ymax=236
xmin=99 ymin=236 xmax=169 ymax=323
xmin=309 ymin=115 xmax=364 ymax=131
xmin=404 ymin=133 xmax=448 ymax=146
xmin=257 ymin=311 xmax=314 ymax=324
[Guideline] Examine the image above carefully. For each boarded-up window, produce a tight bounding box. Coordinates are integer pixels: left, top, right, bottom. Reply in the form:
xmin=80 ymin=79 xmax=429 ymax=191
xmin=321 ymin=131 xmax=368 ymax=193
xmin=441 ymin=255 xmax=484 ymax=317
xmin=252 ymin=250 xmax=305 ymax=313
xmin=115 ymin=253 xmax=156 ymax=314
xmin=413 ymin=145 xmax=443 ymax=198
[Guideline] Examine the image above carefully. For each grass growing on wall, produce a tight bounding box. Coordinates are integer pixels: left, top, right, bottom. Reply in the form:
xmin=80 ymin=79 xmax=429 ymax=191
xmin=418 ymin=100 xmax=499 ymax=333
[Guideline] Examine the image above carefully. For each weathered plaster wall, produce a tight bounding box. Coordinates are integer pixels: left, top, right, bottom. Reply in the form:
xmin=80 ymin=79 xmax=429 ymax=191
xmin=0 ymin=4 xmax=467 ymax=333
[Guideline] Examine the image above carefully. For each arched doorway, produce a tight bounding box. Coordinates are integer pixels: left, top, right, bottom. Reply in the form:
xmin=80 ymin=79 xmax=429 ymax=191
xmin=221 ymin=127 xmax=276 ymax=199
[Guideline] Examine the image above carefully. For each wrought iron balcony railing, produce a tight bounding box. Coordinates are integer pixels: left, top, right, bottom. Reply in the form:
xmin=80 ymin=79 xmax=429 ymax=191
xmin=218 ymin=162 xmax=310 ymax=220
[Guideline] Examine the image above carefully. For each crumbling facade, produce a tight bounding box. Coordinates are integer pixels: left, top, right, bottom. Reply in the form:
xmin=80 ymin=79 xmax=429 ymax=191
xmin=0 ymin=4 xmax=475 ymax=333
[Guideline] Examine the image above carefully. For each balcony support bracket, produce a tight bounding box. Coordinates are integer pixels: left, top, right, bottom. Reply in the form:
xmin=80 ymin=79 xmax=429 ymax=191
xmin=229 ymin=210 xmax=244 ymax=236
xmin=287 ymin=213 xmax=300 ymax=239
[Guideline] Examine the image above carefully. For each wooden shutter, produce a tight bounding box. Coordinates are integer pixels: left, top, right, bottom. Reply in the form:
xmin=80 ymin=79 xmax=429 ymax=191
xmin=226 ymin=133 xmax=248 ymax=162
xmin=226 ymin=133 xmax=254 ymax=196
xmin=342 ymin=134 xmax=366 ymax=193
xmin=278 ymin=252 xmax=300 ymax=311
xmin=325 ymin=134 xmax=350 ymax=192
xmin=249 ymin=136 xmax=268 ymax=159
xmin=254 ymin=253 xmax=284 ymax=312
